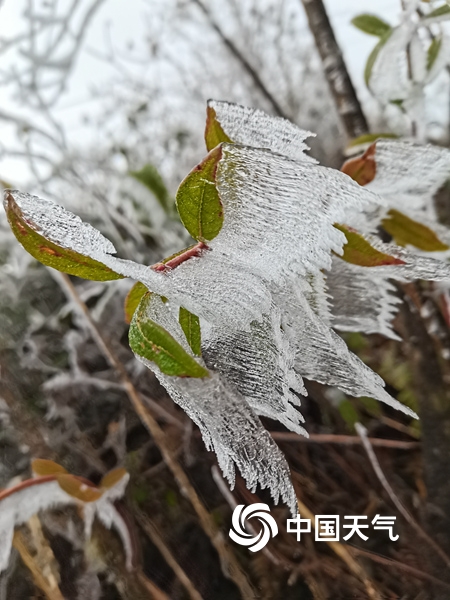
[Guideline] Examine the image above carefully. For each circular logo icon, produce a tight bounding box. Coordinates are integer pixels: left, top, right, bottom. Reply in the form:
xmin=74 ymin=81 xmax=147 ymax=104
xmin=229 ymin=503 xmax=278 ymax=552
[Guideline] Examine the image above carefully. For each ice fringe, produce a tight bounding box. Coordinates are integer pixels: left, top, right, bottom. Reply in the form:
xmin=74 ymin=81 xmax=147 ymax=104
xmin=7 ymin=99 xmax=450 ymax=514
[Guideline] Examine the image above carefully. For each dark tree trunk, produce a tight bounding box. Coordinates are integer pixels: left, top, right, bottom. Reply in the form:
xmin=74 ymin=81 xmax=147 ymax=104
xmin=299 ymin=0 xmax=369 ymax=139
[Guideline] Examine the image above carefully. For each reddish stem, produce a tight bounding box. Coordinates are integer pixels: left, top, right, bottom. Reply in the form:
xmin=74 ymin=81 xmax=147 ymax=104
xmin=151 ymin=242 xmax=209 ymax=272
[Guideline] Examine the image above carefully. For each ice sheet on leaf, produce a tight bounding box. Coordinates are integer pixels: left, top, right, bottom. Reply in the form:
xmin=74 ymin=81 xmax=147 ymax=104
xmin=8 ymin=190 xmax=271 ymax=330
xmin=11 ymin=190 xmax=117 ymax=256
xmin=202 ymin=308 xmax=308 ymax=436
xmin=367 ymin=140 xmax=450 ymax=214
xmin=369 ymin=21 xmax=415 ymax=102
xmin=159 ymin=249 xmax=272 ymax=329
xmin=346 ymin=233 xmax=450 ymax=281
xmin=133 ymin=295 xmax=297 ymax=514
xmin=208 ymin=99 xmax=316 ymax=162
xmin=276 ymin=279 xmax=417 ymax=418
xmin=213 ymin=144 xmax=384 ymax=282
xmin=327 ymin=257 xmax=402 ymax=340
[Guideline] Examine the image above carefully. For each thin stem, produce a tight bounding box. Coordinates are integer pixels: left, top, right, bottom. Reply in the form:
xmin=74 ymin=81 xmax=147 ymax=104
xmin=192 ymin=0 xmax=287 ymax=118
xmin=271 ymin=431 xmax=419 ymax=449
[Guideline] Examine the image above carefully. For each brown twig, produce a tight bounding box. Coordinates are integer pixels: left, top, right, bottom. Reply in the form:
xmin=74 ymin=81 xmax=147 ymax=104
xmin=271 ymin=431 xmax=420 ymax=449
xmin=355 ymin=422 xmax=450 ymax=569
xmin=296 ymin=497 xmax=381 ymax=600
xmin=136 ymin=511 xmax=204 ymax=600
xmin=350 ymin=546 xmax=450 ymax=591
xmin=12 ymin=528 xmax=64 ymax=600
xmin=53 ymin=271 xmax=257 ymax=600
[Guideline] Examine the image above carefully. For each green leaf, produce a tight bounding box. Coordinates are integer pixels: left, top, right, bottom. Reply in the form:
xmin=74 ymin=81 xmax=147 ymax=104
xmin=364 ymin=30 xmax=392 ymax=86
xmin=129 ymin=293 xmax=209 ymax=377
xmin=179 ymin=307 xmax=201 ymax=355
xmin=124 ymin=281 xmax=148 ymax=324
xmin=176 ymin=146 xmax=224 ymax=241
xmin=358 ymin=396 xmax=382 ymax=417
xmin=129 ymin=164 xmax=172 ymax=213
xmin=381 ymin=209 xmax=450 ymax=251
xmin=426 ymin=4 xmax=450 ymax=19
xmin=205 ymin=104 xmax=233 ymax=151
xmin=4 ymin=191 xmax=124 ymax=281
xmin=427 ymin=36 xmax=442 ymax=71
xmin=348 ymin=133 xmax=398 ymax=148
xmin=351 ymin=14 xmax=391 ymax=37
xmin=338 ymin=400 xmax=359 ymax=428
xmin=334 ymin=223 xmax=406 ymax=266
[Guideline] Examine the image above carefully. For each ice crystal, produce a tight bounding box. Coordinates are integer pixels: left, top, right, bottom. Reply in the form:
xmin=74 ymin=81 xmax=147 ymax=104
xmin=13 ymin=190 xmax=117 ymax=257
xmin=327 ymin=257 xmax=402 ymax=340
xmin=133 ymin=295 xmax=297 ymax=513
xmin=367 ymin=140 xmax=450 ymax=215
xmin=208 ymin=99 xmax=315 ymax=163
xmin=9 ymin=100 xmax=450 ymax=513
xmin=202 ymin=309 xmax=307 ymax=436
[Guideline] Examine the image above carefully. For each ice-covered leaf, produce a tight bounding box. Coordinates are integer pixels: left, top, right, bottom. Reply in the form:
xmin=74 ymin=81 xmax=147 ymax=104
xmin=159 ymin=370 xmax=297 ymax=513
xmin=124 ymin=281 xmax=148 ymax=324
xmin=129 ymin=292 xmax=208 ymax=377
xmin=352 ymin=14 xmax=391 ymax=37
xmin=205 ymin=104 xmax=232 ymax=151
xmin=366 ymin=21 xmax=416 ymax=101
xmin=334 ymin=223 xmax=406 ymax=266
xmin=381 ymin=209 xmax=449 ymax=251
xmin=4 ymin=190 xmax=124 ymax=281
xmin=206 ymin=99 xmax=315 ymax=162
xmin=133 ymin=295 xmax=297 ymax=513
xmin=425 ymin=4 xmax=450 ymax=20
xmin=129 ymin=164 xmax=172 ymax=213
xmin=364 ymin=30 xmax=392 ymax=86
xmin=100 ymin=467 xmax=129 ymax=490
xmin=0 ymin=467 xmax=130 ymax=573
xmin=341 ymin=144 xmax=377 ymax=186
xmin=176 ymin=145 xmax=224 ymax=241
xmin=348 ymin=133 xmax=398 ymax=148
xmin=179 ymin=307 xmax=201 ymax=356
xmin=277 ymin=280 xmax=417 ymax=418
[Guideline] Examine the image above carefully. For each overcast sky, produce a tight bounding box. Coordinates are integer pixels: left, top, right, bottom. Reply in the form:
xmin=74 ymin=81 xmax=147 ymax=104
xmin=0 ymin=0 xmax=413 ymax=183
